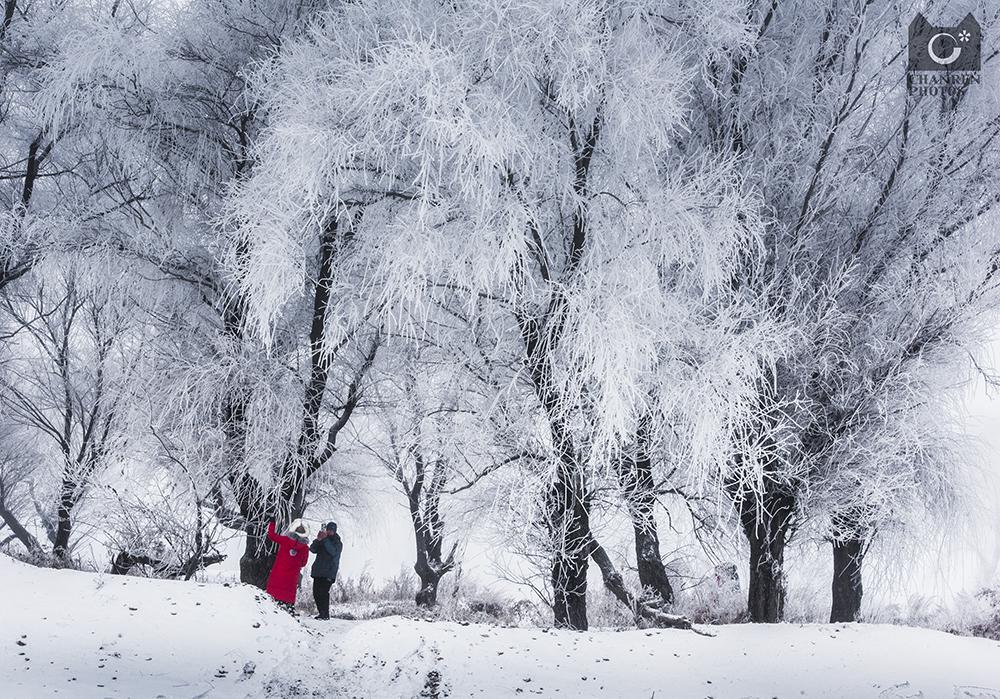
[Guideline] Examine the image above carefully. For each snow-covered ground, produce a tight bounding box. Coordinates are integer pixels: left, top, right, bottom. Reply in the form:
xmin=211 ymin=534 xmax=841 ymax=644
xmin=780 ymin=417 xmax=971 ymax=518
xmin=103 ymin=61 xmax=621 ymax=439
xmin=3 ymin=553 xmax=999 ymax=699
xmin=0 ymin=553 xmax=322 ymax=698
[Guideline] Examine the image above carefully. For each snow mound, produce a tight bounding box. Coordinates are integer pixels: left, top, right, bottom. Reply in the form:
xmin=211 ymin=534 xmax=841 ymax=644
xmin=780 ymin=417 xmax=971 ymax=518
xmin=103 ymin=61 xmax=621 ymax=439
xmin=0 ymin=553 xmax=324 ymax=698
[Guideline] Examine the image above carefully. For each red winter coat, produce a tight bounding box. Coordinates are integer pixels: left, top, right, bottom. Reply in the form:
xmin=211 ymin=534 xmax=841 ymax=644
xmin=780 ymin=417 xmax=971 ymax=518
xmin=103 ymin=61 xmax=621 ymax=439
xmin=265 ymin=521 xmax=309 ymax=605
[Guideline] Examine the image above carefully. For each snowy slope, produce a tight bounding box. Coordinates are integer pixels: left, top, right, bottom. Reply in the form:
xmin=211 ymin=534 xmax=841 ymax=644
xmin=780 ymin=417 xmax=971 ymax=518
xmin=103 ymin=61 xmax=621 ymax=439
xmin=3 ymin=553 xmax=1000 ymax=698
xmin=323 ymin=616 xmax=1000 ymax=699
xmin=0 ymin=554 xmax=325 ymax=698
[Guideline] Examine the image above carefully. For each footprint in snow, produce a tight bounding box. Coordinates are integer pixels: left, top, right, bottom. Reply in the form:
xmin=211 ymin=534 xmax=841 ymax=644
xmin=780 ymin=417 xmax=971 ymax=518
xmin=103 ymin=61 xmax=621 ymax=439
xmin=954 ymin=688 xmax=1000 ymax=698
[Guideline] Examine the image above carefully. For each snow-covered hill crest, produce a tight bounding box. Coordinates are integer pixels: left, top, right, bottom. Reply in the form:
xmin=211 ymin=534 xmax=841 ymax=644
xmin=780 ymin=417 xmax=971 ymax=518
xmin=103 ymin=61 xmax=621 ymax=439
xmin=0 ymin=553 xmax=323 ymax=698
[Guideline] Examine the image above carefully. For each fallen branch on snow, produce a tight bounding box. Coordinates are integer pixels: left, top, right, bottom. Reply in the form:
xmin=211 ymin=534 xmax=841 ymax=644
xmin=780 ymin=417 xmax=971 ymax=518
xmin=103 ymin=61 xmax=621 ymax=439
xmin=589 ymin=535 xmax=716 ymax=637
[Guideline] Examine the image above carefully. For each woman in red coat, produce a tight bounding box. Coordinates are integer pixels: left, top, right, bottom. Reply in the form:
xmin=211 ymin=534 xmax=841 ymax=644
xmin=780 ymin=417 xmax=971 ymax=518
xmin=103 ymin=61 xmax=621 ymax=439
xmin=265 ymin=519 xmax=310 ymax=608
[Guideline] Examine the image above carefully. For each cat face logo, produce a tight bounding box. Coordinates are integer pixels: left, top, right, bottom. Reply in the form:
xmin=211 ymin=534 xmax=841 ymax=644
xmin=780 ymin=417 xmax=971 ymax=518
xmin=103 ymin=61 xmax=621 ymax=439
xmin=909 ymin=14 xmax=981 ymax=72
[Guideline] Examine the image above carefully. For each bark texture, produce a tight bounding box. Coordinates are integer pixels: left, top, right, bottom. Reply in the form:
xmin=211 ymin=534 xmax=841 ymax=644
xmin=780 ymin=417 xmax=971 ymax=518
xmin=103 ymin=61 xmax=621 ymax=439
xmin=548 ymin=462 xmax=590 ymax=630
xmin=830 ymin=538 xmax=864 ymax=622
xmin=740 ymin=492 xmax=794 ymax=623
xmin=408 ymin=453 xmax=457 ymax=608
xmin=618 ymin=427 xmax=674 ymax=605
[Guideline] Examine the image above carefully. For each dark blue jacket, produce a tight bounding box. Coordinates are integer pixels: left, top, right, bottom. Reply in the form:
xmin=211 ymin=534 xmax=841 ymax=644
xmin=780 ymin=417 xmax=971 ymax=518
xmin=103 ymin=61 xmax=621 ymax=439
xmin=309 ymin=533 xmax=342 ymax=580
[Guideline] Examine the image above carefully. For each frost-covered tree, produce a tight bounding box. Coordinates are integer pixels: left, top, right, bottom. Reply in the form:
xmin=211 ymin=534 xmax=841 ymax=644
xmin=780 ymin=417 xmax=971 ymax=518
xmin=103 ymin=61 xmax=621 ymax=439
xmin=28 ymin=0 xmax=364 ymax=586
xmin=689 ymin=0 xmax=1000 ymax=621
xmin=361 ymin=338 xmax=524 ymax=607
xmin=365 ymin=369 xmax=465 ymax=609
xmin=103 ymin=429 xmax=229 ymax=580
xmin=228 ymin=0 xmax=770 ymax=629
xmin=0 ymin=259 xmax=146 ymax=559
xmin=1 ymin=1 xmax=163 ymax=289
xmin=0 ymin=420 xmax=44 ymax=555
xmin=102 ymin=389 xmax=235 ymax=579
xmin=0 ymin=0 xmax=62 ymax=288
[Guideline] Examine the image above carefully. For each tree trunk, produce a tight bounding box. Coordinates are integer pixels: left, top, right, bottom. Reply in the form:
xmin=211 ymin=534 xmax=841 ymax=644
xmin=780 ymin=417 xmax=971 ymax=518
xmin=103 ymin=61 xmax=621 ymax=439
xmin=279 ymin=214 xmax=372 ymax=526
xmin=219 ymin=237 xmax=283 ymax=591
xmin=52 ymin=478 xmax=75 ymax=560
xmin=408 ymin=449 xmax=457 ymax=609
xmin=830 ymin=538 xmax=864 ymax=622
xmin=111 ymin=551 xmax=225 ymax=578
xmin=281 ymin=219 xmax=340 ymax=517
xmin=746 ymin=532 xmax=785 ymax=623
xmin=632 ymin=517 xmax=674 ymax=604
xmin=0 ymin=502 xmax=43 ymax=556
xmin=239 ymin=525 xmax=276 ymax=590
xmin=549 ymin=463 xmax=590 ymax=630
xmin=620 ymin=432 xmax=674 ymax=605
xmin=552 ymin=546 xmax=588 ymax=630
xmin=740 ymin=493 xmax=794 ymax=623
xmin=515 ymin=117 xmax=601 ymax=632
xmin=415 ymin=573 xmax=441 ymax=608
xmin=53 ymin=517 xmax=71 ymax=560
xmin=111 ymin=552 xmax=167 ymax=576
xmin=413 ymin=530 xmax=450 ymax=608
xmin=588 ymin=536 xmax=694 ymax=630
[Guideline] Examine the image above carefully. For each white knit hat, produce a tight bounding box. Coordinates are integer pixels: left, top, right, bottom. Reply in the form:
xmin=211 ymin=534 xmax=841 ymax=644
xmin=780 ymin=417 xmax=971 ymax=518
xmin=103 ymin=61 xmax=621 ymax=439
xmin=286 ymin=518 xmax=309 ymax=542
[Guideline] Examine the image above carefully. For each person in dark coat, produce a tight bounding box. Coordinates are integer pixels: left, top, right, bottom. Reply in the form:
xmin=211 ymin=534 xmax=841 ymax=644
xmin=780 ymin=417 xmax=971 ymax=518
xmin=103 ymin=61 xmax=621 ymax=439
xmin=309 ymin=521 xmax=342 ymax=620
xmin=265 ymin=519 xmax=310 ymax=610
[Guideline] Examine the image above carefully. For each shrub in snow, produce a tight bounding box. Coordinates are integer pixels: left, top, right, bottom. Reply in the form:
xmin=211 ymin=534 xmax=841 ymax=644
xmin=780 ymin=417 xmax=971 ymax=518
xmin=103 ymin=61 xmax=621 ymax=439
xmin=674 ymin=573 xmax=746 ymax=626
xmin=940 ymin=587 xmax=1000 ymax=641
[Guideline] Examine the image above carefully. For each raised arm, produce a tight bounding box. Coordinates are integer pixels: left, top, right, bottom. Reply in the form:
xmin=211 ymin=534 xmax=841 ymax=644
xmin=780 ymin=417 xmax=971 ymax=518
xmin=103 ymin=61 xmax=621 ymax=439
xmin=266 ymin=521 xmax=285 ymax=545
